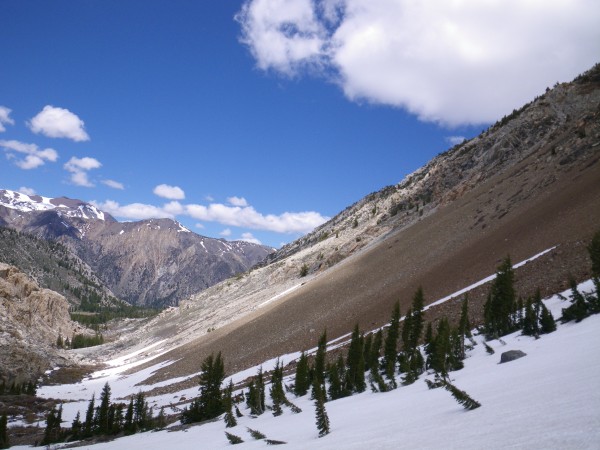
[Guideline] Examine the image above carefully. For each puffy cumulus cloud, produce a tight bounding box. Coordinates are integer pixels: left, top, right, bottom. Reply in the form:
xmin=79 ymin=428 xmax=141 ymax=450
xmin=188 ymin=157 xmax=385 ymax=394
xmin=0 ymin=139 xmax=58 ymax=170
xmin=238 ymin=0 xmax=600 ymax=125
xmin=19 ymin=186 xmax=36 ymax=196
xmin=0 ymin=106 xmax=15 ymax=132
xmin=227 ymin=196 xmax=249 ymax=207
xmin=163 ymin=201 xmax=185 ymax=215
xmin=185 ymin=201 xmax=328 ymax=234
xmin=220 ymin=228 xmax=232 ymax=237
xmin=239 ymin=232 xmax=262 ymax=245
xmin=101 ymin=179 xmax=125 ymax=190
xmin=153 ymin=184 xmax=185 ymax=200
xmin=236 ymin=0 xmax=326 ymax=75
xmin=91 ymin=200 xmax=175 ymax=221
xmin=28 ymin=105 xmax=90 ymax=141
xmin=64 ymin=156 xmax=102 ymax=187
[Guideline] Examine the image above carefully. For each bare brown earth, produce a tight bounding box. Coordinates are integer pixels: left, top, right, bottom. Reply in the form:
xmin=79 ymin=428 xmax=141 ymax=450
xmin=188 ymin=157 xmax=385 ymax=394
xmin=139 ymin=138 xmax=599 ymax=384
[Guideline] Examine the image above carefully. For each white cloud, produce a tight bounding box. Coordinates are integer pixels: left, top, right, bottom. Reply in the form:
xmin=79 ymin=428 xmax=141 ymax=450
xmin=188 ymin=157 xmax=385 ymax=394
xmin=102 ymin=179 xmax=125 ymax=190
xmin=64 ymin=156 xmax=102 ymax=187
xmin=195 ymin=223 xmax=205 ymax=229
xmin=19 ymin=186 xmax=36 ymax=196
xmin=0 ymin=139 xmax=58 ymax=169
xmin=236 ymin=0 xmax=326 ymax=75
xmin=239 ymin=232 xmax=262 ymax=245
xmin=28 ymin=105 xmax=90 ymax=141
xmin=0 ymin=106 xmax=15 ymax=132
xmin=445 ymin=136 xmax=466 ymax=146
xmin=91 ymin=200 xmax=174 ymax=221
xmin=153 ymin=184 xmax=185 ymax=200
xmin=185 ymin=201 xmax=328 ymax=234
xmin=238 ymin=0 xmax=600 ymax=125
xmin=220 ymin=228 xmax=233 ymax=237
xmin=90 ymin=197 xmax=328 ymax=235
xmin=227 ymin=196 xmax=249 ymax=207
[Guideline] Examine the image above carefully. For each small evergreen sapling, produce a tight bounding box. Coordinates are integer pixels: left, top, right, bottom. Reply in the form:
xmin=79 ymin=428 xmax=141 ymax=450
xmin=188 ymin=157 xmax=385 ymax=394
xmin=247 ymin=427 xmax=266 ymax=440
xmin=443 ymin=381 xmax=481 ymax=410
xmin=225 ymin=431 xmax=244 ymax=444
xmin=313 ymin=381 xmax=330 ymax=438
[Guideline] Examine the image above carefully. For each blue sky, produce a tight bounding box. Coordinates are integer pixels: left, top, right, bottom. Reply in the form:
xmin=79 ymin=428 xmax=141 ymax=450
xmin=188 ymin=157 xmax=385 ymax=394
xmin=1 ymin=1 xmax=598 ymax=248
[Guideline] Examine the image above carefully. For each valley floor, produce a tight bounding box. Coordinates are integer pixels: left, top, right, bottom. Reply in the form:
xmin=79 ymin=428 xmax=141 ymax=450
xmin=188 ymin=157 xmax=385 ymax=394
xmin=10 ymin=281 xmax=600 ymax=449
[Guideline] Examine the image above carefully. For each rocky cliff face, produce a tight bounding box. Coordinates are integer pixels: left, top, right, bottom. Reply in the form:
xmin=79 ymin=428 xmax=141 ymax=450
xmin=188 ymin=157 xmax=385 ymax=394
xmin=0 ymin=263 xmax=85 ymax=383
xmin=0 ymin=192 xmax=274 ymax=307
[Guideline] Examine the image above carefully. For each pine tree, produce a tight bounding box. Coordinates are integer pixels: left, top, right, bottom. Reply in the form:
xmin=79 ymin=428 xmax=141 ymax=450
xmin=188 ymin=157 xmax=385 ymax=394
xmin=345 ymin=324 xmax=366 ymax=393
xmin=155 ymin=407 xmax=167 ymax=430
xmin=270 ymin=359 xmax=285 ymax=417
xmin=246 ymin=368 xmax=265 ymax=416
xmin=225 ymin=431 xmax=244 ymax=444
xmin=484 ymin=256 xmax=517 ymax=337
xmin=363 ymin=333 xmax=373 ymax=371
xmin=313 ymin=330 xmax=327 ymax=390
xmin=182 ymin=352 xmax=226 ymax=423
xmin=369 ymin=329 xmax=383 ymax=372
xmin=293 ymin=351 xmax=310 ymax=397
xmin=313 ymin=381 xmax=330 ymax=438
xmin=70 ymin=411 xmax=82 ymax=440
xmin=443 ymin=381 xmax=481 ymax=410
xmin=42 ymin=404 xmax=63 ymax=445
xmin=124 ymin=398 xmax=135 ymax=434
xmin=562 ymin=279 xmax=589 ymax=322
xmin=247 ymin=427 xmax=266 ymax=440
xmin=223 ymin=380 xmax=237 ymax=427
xmin=0 ymin=414 xmax=9 ymax=450
xmin=327 ymin=356 xmax=345 ymax=401
xmin=402 ymin=288 xmax=425 ymax=384
xmin=539 ymin=302 xmax=556 ymax=333
xmin=522 ymin=298 xmax=537 ymax=336
xmin=83 ymin=393 xmax=95 ymax=437
xmin=383 ymin=301 xmax=400 ymax=385
xmin=97 ymin=382 xmax=111 ymax=434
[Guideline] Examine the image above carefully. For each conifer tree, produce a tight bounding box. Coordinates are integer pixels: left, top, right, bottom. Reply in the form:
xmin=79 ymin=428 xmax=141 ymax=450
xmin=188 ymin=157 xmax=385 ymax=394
xmin=402 ymin=288 xmax=425 ymax=384
xmin=71 ymin=411 xmax=82 ymax=440
xmin=369 ymin=329 xmax=383 ymax=371
xmin=562 ymin=279 xmax=589 ymax=322
xmin=225 ymin=431 xmax=244 ymax=444
xmin=327 ymin=356 xmax=345 ymax=400
xmin=383 ymin=301 xmax=400 ymax=385
xmin=345 ymin=324 xmax=366 ymax=393
xmin=588 ymin=230 xmax=600 ymax=277
xmin=484 ymin=257 xmax=517 ymax=337
xmin=98 ymin=382 xmax=111 ymax=434
xmin=270 ymin=359 xmax=286 ymax=417
xmin=247 ymin=427 xmax=266 ymax=440
xmin=313 ymin=380 xmax=330 ymax=438
xmin=124 ymin=398 xmax=135 ymax=434
xmin=246 ymin=367 xmax=266 ymax=415
xmin=42 ymin=404 xmax=63 ymax=445
xmin=156 ymin=407 xmax=167 ymax=430
xmin=443 ymin=381 xmax=481 ymax=410
xmin=313 ymin=330 xmax=327 ymax=390
xmin=83 ymin=393 xmax=95 ymax=437
xmin=223 ymin=379 xmax=237 ymax=427
xmin=0 ymin=414 xmax=8 ymax=450
xmin=182 ymin=352 xmax=226 ymax=423
xmin=459 ymin=295 xmax=472 ymax=339
xmin=293 ymin=351 xmax=310 ymax=397
xmin=539 ymin=302 xmax=556 ymax=333
xmin=522 ymin=298 xmax=537 ymax=336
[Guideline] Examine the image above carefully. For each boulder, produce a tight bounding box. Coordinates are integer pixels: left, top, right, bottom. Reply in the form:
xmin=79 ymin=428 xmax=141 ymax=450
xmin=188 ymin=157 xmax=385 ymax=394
xmin=500 ymin=349 xmax=527 ymax=364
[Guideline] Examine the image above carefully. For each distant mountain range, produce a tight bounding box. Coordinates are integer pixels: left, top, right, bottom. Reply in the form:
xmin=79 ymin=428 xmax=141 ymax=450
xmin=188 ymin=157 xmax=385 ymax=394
xmin=0 ymin=190 xmax=274 ymax=307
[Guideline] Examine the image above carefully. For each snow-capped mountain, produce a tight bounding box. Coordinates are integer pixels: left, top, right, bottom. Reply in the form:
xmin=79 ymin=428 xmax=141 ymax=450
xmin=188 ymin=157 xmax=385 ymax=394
xmin=0 ymin=190 xmax=274 ymax=307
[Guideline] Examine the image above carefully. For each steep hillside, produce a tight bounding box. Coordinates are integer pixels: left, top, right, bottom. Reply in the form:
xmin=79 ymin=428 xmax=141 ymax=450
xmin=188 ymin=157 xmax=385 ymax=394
xmin=0 ymin=263 xmax=87 ymax=384
xmin=0 ymin=191 xmax=274 ymax=307
xmin=0 ymin=227 xmax=120 ymax=309
xmin=92 ymin=63 xmax=600 ymax=385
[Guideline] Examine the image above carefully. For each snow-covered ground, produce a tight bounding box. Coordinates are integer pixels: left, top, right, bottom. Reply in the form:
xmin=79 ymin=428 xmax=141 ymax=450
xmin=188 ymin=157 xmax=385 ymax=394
xmin=10 ymin=280 xmax=599 ymax=449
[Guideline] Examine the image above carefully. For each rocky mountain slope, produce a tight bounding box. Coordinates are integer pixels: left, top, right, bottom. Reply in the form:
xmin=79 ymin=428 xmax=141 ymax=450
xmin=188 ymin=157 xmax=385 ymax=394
xmin=0 ymin=263 xmax=86 ymax=384
xmin=84 ymin=63 xmax=600 ymax=386
xmin=0 ymin=226 xmax=120 ymax=309
xmin=0 ymin=191 xmax=274 ymax=307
